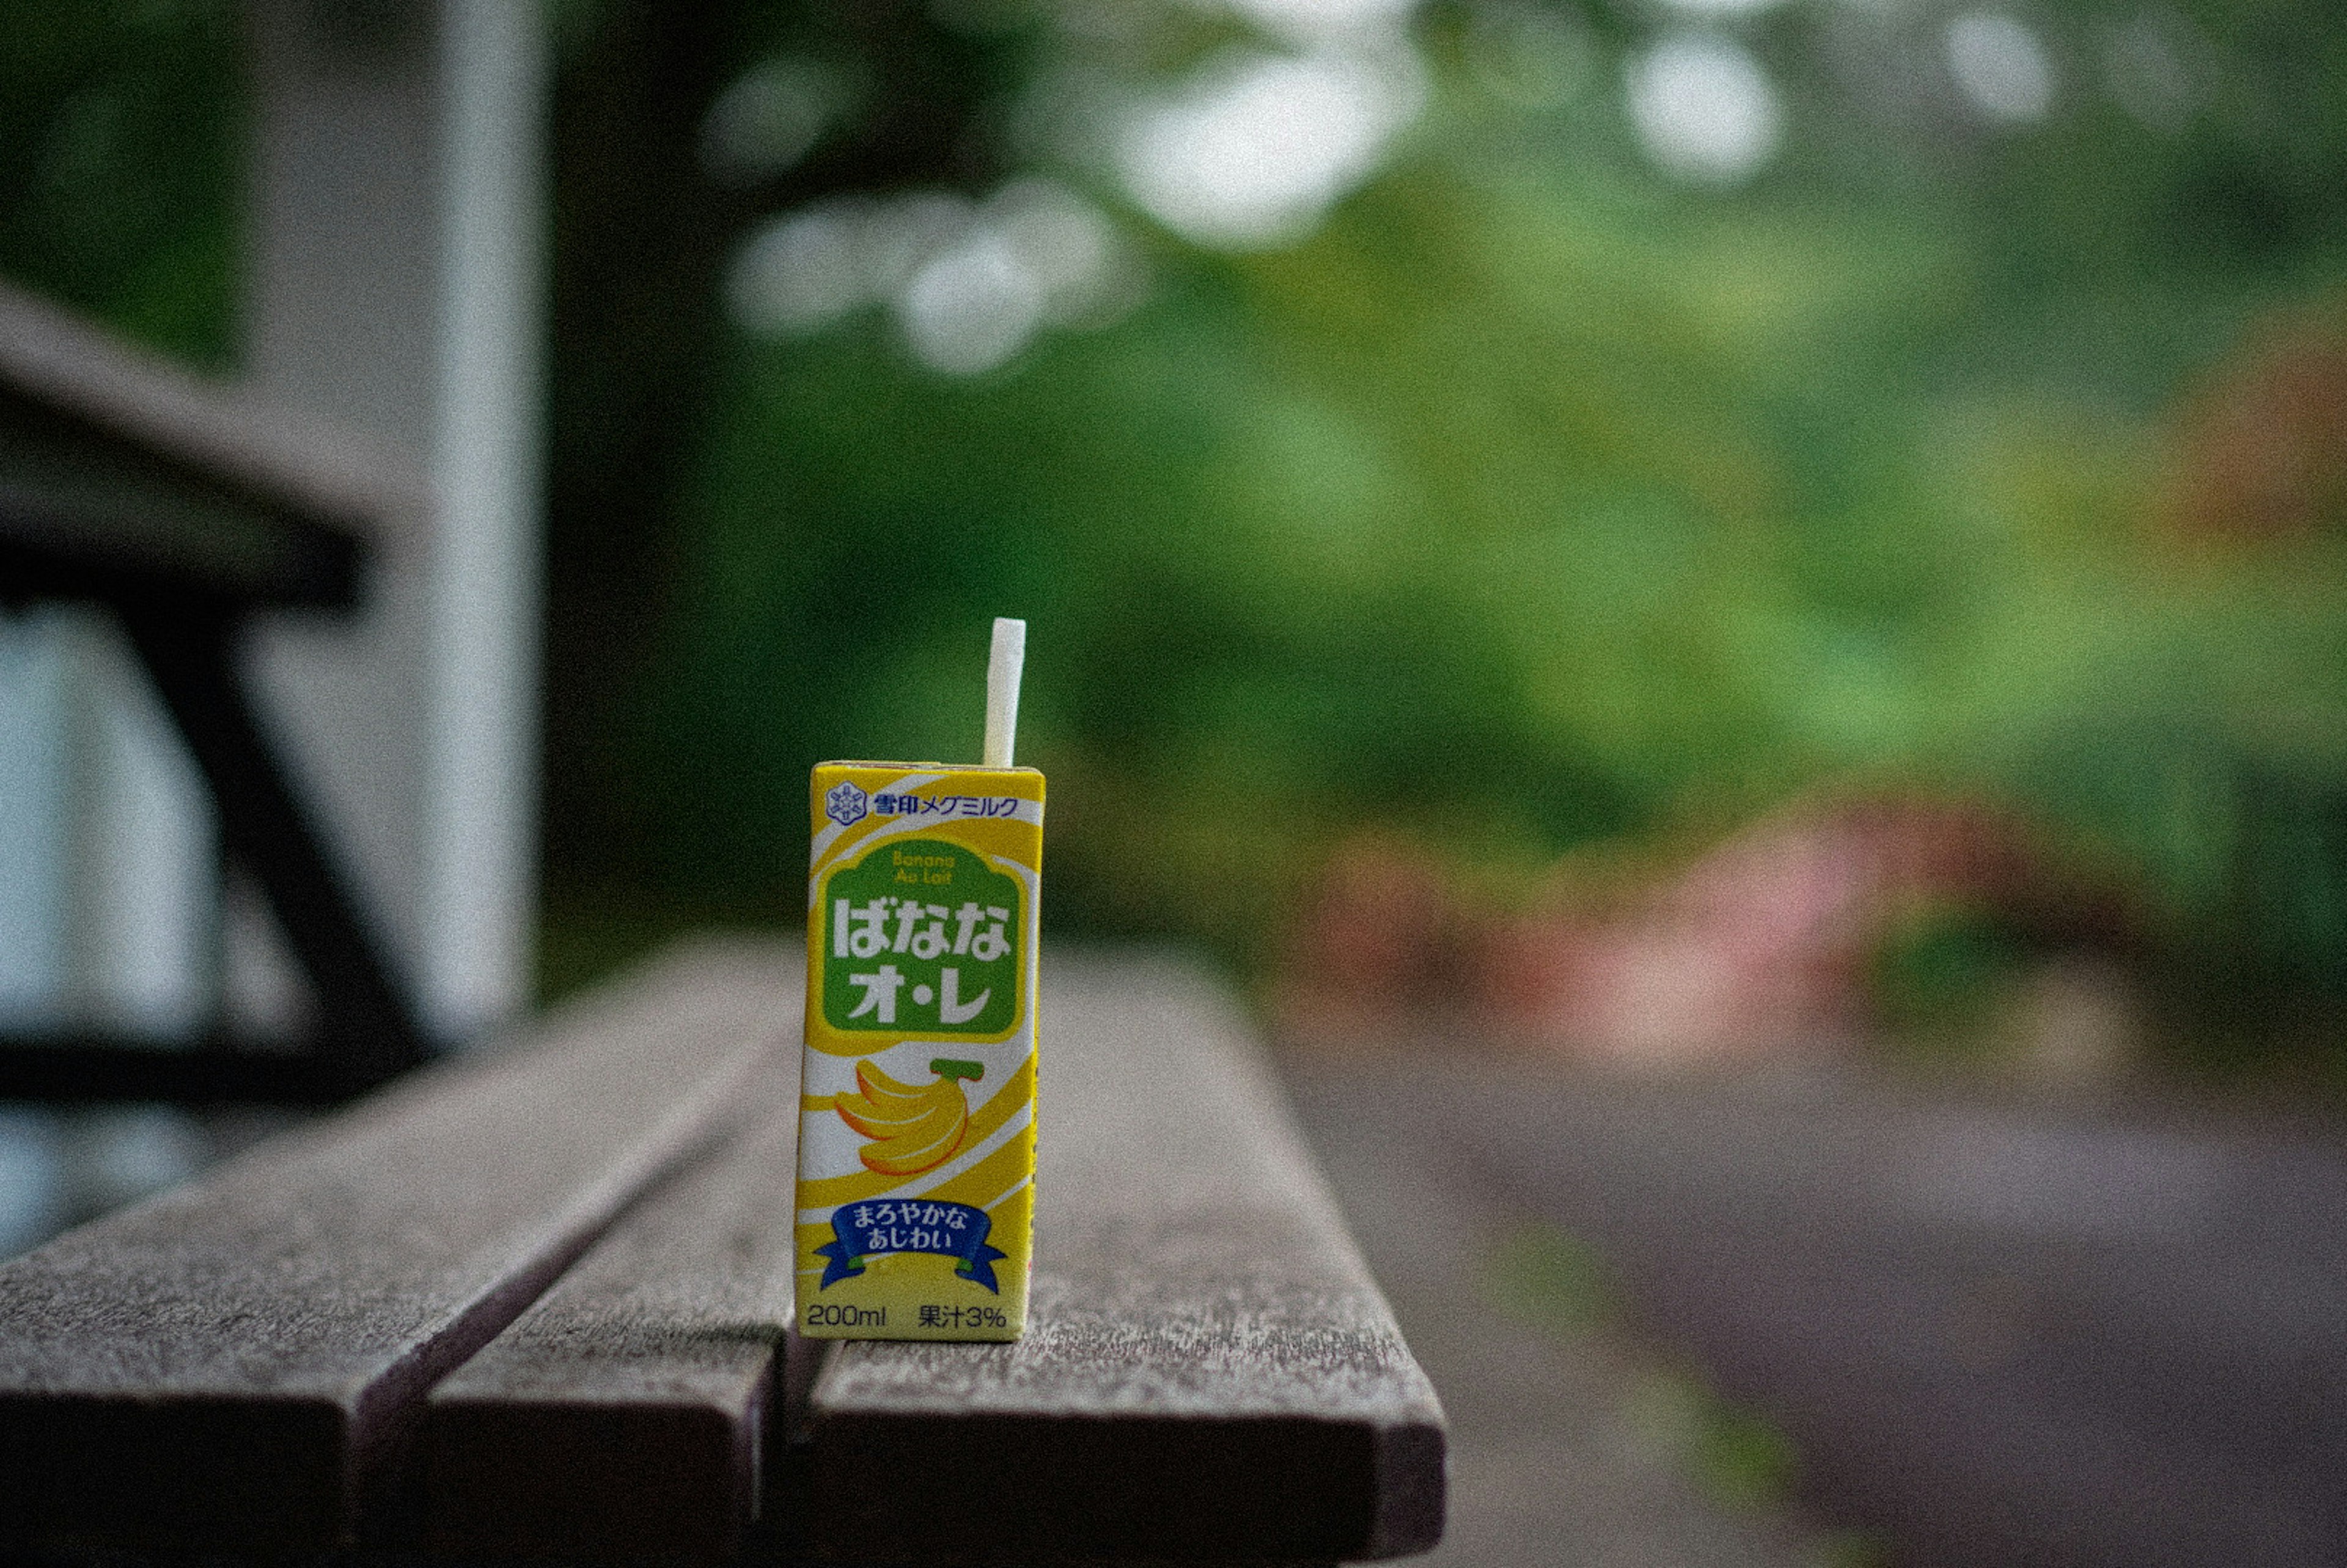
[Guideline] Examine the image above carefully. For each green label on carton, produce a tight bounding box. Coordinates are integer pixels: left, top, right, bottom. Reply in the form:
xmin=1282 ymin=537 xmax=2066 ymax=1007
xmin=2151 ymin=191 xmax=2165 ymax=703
xmin=820 ymin=837 xmax=1022 ymax=1036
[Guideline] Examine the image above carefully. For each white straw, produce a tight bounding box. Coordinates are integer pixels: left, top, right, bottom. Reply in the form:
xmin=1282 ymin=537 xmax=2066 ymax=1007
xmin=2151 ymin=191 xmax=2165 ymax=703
xmin=983 ymin=617 xmax=1026 ymax=768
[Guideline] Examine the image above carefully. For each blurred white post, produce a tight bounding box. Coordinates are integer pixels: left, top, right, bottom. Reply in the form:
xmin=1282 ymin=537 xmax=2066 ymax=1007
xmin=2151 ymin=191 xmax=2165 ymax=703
xmin=0 ymin=612 xmax=76 ymax=1028
xmin=0 ymin=604 xmax=214 ymax=1042
xmin=68 ymin=618 xmax=215 ymax=1037
xmin=243 ymin=0 xmax=545 ymax=1043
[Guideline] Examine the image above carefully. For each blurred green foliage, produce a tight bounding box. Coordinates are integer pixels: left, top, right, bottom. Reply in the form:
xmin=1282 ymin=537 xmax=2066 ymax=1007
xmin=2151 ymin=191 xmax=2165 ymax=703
xmin=10 ymin=0 xmax=2347 ymax=1042
xmin=1482 ymin=1219 xmax=1616 ymax=1333
xmin=649 ymin=0 xmax=2347 ymax=1006
xmin=1869 ymin=906 xmax=2041 ymax=1038
xmin=0 ymin=0 xmax=240 ymax=367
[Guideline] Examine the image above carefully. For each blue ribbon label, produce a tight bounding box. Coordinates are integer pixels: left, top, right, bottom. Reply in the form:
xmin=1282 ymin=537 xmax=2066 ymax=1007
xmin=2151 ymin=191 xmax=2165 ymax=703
xmin=817 ymin=1198 xmax=1007 ymax=1293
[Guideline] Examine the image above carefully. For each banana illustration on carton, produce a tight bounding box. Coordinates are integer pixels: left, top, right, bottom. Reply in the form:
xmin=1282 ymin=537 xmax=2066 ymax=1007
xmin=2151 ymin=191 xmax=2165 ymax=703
xmin=831 ymin=1058 xmax=984 ymax=1176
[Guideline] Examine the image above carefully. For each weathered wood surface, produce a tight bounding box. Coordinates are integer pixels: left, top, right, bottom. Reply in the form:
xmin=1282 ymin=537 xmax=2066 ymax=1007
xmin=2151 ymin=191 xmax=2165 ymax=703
xmin=422 ymin=1072 xmax=801 ymax=1561
xmin=805 ymin=953 xmax=1447 ymax=1563
xmin=0 ymin=943 xmax=1441 ymax=1561
xmin=0 ymin=940 xmax=796 ymax=1554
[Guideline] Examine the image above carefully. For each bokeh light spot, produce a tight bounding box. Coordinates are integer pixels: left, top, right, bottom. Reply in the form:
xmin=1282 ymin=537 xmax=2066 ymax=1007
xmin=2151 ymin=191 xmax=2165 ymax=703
xmin=1945 ymin=12 xmax=2055 ymax=126
xmin=1115 ymin=45 xmax=1426 ymax=249
xmin=1626 ymin=34 xmax=1782 ymax=185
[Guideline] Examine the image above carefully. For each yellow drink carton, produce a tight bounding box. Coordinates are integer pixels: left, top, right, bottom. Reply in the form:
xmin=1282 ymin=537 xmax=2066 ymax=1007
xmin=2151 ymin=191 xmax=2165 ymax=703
xmin=796 ymin=761 xmax=1044 ymax=1339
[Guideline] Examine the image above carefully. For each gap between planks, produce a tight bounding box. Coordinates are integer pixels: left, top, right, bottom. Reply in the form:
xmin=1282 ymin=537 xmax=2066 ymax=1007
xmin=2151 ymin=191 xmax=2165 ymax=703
xmin=0 ymin=939 xmax=799 ymax=1554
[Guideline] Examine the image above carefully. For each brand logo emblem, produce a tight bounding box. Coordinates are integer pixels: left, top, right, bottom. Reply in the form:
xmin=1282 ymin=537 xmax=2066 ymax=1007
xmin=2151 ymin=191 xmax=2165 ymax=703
xmin=825 ymin=781 xmax=869 ymax=827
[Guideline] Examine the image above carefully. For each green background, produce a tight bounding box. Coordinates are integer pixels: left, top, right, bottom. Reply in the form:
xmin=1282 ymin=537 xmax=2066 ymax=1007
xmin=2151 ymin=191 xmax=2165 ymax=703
xmin=9 ymin=0 xmax=2347 ymax=1070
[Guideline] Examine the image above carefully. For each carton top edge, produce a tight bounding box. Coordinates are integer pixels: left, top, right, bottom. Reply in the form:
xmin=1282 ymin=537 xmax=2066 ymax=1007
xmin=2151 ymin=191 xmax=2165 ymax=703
xmin=815 ymin=761 xmax=1044 ymax=775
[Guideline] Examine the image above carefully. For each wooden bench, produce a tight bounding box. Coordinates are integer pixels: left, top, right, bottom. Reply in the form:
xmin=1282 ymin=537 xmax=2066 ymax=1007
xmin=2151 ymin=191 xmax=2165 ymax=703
xmin=0 ymin=279 xmax=431 ymax=1100
xmin=0 ymin=940 xmax=1447 ymax=1563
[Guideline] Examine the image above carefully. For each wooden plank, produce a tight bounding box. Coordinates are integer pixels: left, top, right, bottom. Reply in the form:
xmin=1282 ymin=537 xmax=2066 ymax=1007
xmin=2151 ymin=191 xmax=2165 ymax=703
xmin=804 ymin=954 xmax=1447 ymax=1564
xmin=421 ymin=1074 xmax=801 ymax=1561
xmin=0 ymin=939 xmax=798 ymax=1554
xmin=0 ymin=278 xmax=420 ymax=552
xmin=0 ymin=379 xmax=365 ymax=610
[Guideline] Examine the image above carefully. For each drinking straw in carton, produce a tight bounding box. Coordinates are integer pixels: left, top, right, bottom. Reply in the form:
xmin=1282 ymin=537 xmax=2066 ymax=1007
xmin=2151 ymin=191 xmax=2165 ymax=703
xmin=796 ymin=618 xmax=1041 ymax=1340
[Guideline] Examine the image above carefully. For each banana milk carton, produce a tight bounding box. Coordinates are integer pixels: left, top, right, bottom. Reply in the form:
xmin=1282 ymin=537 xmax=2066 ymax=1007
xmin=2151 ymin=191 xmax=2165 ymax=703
xmin=796 ymin=622 xmax=1040 ymax=1340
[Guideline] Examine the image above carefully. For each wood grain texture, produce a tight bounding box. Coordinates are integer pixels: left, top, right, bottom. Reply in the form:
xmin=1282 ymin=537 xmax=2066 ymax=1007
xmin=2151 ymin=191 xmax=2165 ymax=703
xmin=422 ymin=1074 xmax=801 ymax=1561
xmin=805 ymin=953 xmax=1447 ymax=1563
xmin=0 ymin=940 xmax=796 ymax=1554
